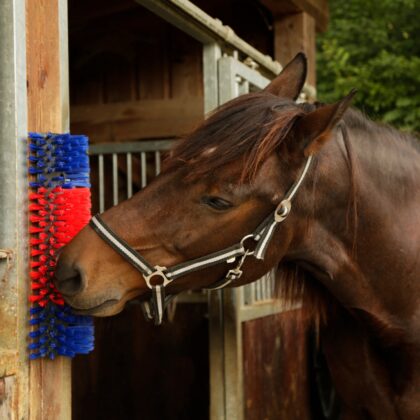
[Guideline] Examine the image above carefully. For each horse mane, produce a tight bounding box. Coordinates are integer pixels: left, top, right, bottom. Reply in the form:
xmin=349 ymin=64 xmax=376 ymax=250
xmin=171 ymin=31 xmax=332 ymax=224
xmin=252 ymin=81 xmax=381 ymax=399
xmin=165 ymin=92 xmax=305 ymax=181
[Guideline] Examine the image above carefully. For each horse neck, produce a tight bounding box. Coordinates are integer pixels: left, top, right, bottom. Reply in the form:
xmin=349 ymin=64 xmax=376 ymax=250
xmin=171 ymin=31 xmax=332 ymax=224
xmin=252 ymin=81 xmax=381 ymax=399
xmin=348 ymin=117 xmax=420 ymax=207
xmin=290 ymin=118 xmax=420 ymax=338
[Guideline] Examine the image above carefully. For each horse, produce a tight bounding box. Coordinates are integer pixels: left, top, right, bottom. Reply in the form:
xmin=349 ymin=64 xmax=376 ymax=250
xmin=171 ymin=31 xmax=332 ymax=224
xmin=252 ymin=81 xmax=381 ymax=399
xmin=55 ymin=53 xmax=420 ymax=419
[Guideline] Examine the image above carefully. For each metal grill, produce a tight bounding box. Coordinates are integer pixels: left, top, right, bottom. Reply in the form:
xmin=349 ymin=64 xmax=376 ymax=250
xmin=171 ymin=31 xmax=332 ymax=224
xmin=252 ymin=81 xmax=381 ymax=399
xmin=243 ymin=270 xmax=276 ymax=306
xmin=89 ymin=140 xmax=172 ymax=212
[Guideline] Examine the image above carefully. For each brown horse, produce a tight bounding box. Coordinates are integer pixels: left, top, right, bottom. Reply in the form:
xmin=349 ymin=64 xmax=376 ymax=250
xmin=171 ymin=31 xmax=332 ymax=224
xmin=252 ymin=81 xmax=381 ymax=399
xmin=55 ymin=54 xmax=420 ymax=419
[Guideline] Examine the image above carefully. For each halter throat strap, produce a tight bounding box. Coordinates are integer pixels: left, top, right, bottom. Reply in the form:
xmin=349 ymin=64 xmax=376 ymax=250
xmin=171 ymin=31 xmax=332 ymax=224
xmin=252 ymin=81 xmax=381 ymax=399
xmin=89 ymin=155 xmax=313 ymax=325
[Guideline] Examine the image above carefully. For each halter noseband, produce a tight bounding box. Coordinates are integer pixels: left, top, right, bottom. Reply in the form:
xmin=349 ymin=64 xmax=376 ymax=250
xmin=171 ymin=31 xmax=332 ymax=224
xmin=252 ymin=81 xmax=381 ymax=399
xmin=89 ymin=155 xmax=313 ymax=325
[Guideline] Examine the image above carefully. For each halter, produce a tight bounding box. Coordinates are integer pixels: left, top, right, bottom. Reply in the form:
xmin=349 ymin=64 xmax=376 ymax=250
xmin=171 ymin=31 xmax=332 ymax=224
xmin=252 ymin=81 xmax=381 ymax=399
xmin=89 ymin=155 xmax=313 ymax=325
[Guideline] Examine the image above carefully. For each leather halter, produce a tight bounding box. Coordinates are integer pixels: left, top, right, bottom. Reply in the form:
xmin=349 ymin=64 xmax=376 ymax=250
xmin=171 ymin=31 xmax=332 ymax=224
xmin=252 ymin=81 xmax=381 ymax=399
xmin=89 ymin=155 xmax=313 ymax=325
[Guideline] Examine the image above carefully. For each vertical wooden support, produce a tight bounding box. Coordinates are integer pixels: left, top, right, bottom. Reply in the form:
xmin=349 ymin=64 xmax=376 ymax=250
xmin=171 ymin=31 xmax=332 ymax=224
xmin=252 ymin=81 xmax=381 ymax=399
xmin=274 ymin=12 xmax=316 ymax=87
xmin=26 ymin=0 xmax=71 ymax=419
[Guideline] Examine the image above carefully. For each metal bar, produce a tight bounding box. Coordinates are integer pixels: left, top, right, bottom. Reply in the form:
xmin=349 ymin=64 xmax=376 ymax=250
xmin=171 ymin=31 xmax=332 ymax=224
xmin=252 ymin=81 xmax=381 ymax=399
xmin=98 ymin=154 xmax=105 ymax=213
xmin=136 ymin=0 xmax=282 ymax=77
xmin=248 ymin=283 xmax=255 ymax=306
xmin=255 ymin=280 xmax=261 ymax=302
xmin=90 ymin=139 xmax=173 ymax=155
xmin=126 ymin=153 xmax=133 ymax=198
xmin=203 ymin=41 xmax=226 ymax=420
xmin=203 ymin=43 xmax=221 ymax=114
xmin=218 ymin=56 xmax=237 ymax=105
xmin=208 ymin=290 xmax=226 ymax=420
xmin=230 ymin=57 xmax=270 ymax=90
xmin=140 ymin=152 xmax=147 ymax=188
xmin=112 ymin=153 xmax=118 ymax=205
xmin=238 ymin=301 xmax=302 ymax=323
xmin=237 ymin=78 xmax=249 ymax=96
xmin=155 ymin=151 xmax=161 ymax=175
xmin=0 ymin=1 xmax=29 ymax=417
xmin=262 ymin=276 xmax=268 ymax=300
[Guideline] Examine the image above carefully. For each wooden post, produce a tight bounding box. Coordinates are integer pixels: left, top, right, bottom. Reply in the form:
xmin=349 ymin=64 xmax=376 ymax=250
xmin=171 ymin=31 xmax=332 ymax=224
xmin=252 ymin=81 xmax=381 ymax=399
xmin=274 ymin=12 xmax=317 ymax=87
xmin=26 ymin=0 xmax=71 ymax=418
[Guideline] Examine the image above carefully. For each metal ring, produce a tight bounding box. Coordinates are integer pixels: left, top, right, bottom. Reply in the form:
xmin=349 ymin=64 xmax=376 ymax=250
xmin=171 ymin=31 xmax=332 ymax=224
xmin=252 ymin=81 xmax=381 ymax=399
xmin=240 ymin=234 xmax=256 ymax=255
xmin=144 ymin=265 xmax=171 ymax=289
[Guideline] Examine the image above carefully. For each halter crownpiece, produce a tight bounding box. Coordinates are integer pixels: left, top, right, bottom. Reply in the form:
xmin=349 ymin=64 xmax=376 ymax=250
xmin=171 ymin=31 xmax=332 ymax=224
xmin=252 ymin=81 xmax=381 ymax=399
xmin=89 ymin=155 xmax=313 ymax=325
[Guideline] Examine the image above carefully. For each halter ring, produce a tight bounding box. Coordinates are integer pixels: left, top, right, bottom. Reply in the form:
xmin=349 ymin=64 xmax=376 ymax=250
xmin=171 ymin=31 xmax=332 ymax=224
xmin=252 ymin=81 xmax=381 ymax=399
xmin=240 ymin=234 xmax=257 ymax=255
xmin=144 ymin=265 xmax=172 ymax=289
xmin=274 ymin=199 xmax=291 ymax=222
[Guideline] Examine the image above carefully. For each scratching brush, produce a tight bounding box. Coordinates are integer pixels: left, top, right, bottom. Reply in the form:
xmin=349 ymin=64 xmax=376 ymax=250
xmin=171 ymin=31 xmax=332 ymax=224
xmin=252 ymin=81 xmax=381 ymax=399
xmin=28 ymin=132 xmax=94 ymax=359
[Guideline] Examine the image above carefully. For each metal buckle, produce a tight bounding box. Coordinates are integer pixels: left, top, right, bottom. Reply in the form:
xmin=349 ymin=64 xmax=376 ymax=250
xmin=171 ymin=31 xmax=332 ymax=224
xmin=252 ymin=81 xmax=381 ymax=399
xmin=143 ymin=265 xmax=172 ymax=289
xmin=225 ymin=248 xmax=253 ymax=283
xmin=226 ymin=267 xmax=243 ymax=281
xmin=274 ymin=199 xmax=291 ymax=222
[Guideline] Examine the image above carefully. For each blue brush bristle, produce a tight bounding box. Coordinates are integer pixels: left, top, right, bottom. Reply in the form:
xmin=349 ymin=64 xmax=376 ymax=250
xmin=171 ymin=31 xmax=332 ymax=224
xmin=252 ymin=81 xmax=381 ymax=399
xmin=29 ymin=303 xmax=95 ymax=360
xmin=28 ymin=132 xmax=90 ymax=189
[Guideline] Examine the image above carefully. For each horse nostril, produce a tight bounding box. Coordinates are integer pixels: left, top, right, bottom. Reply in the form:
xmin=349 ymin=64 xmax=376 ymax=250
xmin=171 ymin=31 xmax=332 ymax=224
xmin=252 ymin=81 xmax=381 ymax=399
xmin=54 ymin=262 xmax=85 ymax=296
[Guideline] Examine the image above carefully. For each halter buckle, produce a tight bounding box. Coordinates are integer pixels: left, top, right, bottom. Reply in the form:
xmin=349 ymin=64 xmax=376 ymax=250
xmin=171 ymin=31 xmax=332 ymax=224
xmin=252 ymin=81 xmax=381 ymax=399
xmin=143 ymin=265 xmax=172 ymax=289
xmin=226 ymin=267 xmax=243 ymax=281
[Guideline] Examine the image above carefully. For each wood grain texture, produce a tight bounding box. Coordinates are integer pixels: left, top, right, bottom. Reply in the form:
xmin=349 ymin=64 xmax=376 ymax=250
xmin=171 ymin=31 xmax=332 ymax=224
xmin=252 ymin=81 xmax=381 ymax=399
xmin=243 ymin=310 xmax=311 ymax=420
xmin=261 ymin=0 xmax=329 ymax=32
xmin=274 ymin=12 xmax=316 ymax=87
xmin=26 ymin=0 xmax=71 ymax=419
xmin=72 ymin=304 xmax=209 ymax=420
xmin=71 ymin=98 xmax=203 ymax=143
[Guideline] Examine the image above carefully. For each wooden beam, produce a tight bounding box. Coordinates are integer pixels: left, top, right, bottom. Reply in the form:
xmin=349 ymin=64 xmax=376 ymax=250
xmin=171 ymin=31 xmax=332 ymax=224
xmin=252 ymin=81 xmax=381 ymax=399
xmin=261 ymin=0 xmax=329 ymax=32
xmin=70 ymin=98 xmax=204 ymax=142
xmin=26 ymin=0 xmax=72 ymax=419
xmin=274 ymin=12 xmax=317 ymax=87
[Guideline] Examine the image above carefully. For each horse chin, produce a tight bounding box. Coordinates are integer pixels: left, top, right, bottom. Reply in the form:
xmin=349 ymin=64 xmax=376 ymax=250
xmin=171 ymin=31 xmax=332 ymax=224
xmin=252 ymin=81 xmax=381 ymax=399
xmin=66 ymin=289 xmax=143 ymax=317
xmin=71 ymin=299 xmax=124 ymax=317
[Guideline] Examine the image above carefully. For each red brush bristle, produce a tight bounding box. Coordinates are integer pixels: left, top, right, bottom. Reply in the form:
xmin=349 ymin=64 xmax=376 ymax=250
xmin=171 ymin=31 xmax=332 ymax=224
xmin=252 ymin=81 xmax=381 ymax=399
xmin=29 ymin=187 xmax=91 ymax=305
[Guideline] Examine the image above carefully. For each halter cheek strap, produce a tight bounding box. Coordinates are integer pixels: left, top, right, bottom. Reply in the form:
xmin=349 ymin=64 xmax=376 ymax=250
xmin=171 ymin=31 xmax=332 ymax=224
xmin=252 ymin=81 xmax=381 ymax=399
xmin=89 ymin=155 xmax=313 ymax=325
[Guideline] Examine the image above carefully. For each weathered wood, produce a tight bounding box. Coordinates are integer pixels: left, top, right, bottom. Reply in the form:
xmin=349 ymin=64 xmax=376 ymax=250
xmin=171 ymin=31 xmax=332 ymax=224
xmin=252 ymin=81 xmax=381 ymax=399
xmin=274 ymin=12 xmax=317 ymax=87
xmin=72 ymin=304 xmax=209 ymax=420
xmin=26 ymin=0 xmax=72 ymax=418
xmin=71 ymin=98 xmax=204 ymax=142
xmin=243 ymin=310 xmax=311 ymax=420
xmin=261 ymin=0 xmax=329 ymax=32
xmin=0 ymin=376 xmax=17 ymax=419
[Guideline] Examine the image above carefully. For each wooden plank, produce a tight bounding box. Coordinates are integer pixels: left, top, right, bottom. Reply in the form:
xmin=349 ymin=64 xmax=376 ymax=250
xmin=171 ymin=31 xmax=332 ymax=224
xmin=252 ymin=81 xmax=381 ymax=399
xmin=0 ymin=376 xmax=17 ymax=418
xmin=71 ymin=98 xmax=204 ymax=142
xmin=104 ymin=59 xmax=136 ymax=103
xmin=26 ymin=0 xmax=72 ymax=419
xmin=242 ymin=310 xmax=311 ymax=420
xmin=274 ymin=12 xmax=317 ymax=87
xmin=169 ymin=27 xmax=203 ymax=98
xmin=71 ymin=98 xmax=203 ymax=124
xmin=261 ymin=0 xmax=329 ymax=32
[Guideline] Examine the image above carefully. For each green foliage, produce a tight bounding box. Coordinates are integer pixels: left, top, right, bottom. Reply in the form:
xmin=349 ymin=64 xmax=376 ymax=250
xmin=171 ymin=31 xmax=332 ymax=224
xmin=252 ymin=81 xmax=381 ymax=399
xmin=317 ymin=0 xmax=420 ymax=132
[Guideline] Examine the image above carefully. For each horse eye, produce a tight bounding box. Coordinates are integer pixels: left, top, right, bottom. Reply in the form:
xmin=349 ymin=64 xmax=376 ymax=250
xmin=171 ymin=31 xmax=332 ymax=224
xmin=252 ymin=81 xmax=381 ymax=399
xmin=201 ymin=196 xmax=233 ymax=211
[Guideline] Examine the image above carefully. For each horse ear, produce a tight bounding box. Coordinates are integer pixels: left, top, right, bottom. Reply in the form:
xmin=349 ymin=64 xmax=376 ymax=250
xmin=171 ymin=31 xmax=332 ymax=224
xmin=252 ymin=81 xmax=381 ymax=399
xmin=264 ymin=53 xmax=307 ymax=100
xmin=294 ymin=89 xmax=357 ymax=156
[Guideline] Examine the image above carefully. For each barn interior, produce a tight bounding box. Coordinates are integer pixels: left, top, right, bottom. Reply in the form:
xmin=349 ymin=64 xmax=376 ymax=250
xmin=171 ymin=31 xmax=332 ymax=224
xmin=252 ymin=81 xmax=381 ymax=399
xmin=68 ymin=0 xmax=324 ymax=418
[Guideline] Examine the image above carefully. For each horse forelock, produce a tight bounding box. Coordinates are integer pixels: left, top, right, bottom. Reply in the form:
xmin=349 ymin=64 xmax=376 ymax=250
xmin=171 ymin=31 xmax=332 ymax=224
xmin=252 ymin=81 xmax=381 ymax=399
xmin=164 ymin=92 xmax=305 ymax=182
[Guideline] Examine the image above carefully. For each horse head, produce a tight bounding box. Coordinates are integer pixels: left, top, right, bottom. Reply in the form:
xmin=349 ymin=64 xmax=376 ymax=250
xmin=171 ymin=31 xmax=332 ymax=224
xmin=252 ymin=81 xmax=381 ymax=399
xmin=54 ymin=53 xmax=354 ymax=317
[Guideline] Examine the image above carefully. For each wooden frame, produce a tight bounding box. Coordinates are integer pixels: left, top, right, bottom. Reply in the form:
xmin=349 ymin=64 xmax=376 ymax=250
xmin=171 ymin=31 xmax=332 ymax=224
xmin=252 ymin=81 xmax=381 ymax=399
xmin=26 ymin=0 xmax=72 ymax=418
